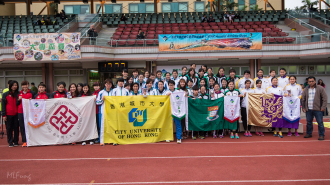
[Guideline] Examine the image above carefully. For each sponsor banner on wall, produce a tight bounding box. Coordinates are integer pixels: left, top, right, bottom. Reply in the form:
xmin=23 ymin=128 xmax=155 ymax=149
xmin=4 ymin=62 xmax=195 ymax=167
xmin=13 ymin=33 xmax=81 ymax=61
xmin=159 ymin=33 xmax=262 ymax=52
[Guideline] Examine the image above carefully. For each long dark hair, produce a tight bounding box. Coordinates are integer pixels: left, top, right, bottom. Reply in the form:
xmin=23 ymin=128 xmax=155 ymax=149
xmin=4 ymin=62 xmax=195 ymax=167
xmin=9 ymin=80 xmax=19 ymax=98
xmin=69 ymin=83 xmax=79 ymax=97
xmin=178 ymin=79 xmax=187 ymax=91
xmin=77 ymin=83 xmax=83 ymax=94
xmin=318 ymin=79 xmax=325 ymax=86
xmin=216 ymin=67 xmax=225 ymax=78
xmin=82 ymin=83 xmax=92 ymax=96
xmin=188 ymin=68 xmax=196 ymax=79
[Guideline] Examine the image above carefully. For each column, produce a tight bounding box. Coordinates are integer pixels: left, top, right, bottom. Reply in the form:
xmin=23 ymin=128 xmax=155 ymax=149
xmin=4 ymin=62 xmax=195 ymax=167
xmin=49 ymin=63 xmax=54 ymax=93
xmin=154 ymin=0 xmax=158 ymax=14
xmin=91 ymin=0 xmax=94 ymax=14
xmin=249 ymin=59 xmax=255 ymax=79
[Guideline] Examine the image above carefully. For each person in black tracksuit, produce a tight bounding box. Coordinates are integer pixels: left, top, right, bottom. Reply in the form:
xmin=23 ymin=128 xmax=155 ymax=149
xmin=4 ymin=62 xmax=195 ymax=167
xmin=1 ymin=81 xmax=19 ymax=147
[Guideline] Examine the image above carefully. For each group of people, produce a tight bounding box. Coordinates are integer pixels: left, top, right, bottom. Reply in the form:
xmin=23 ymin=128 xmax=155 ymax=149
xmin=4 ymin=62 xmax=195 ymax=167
xmin=1 ymin=64 xmax=328 ymax=147
xmin=201 ymin=12 xmax=241 ymax=23
xmin=35 ymin=10 xmax=66 ymax=26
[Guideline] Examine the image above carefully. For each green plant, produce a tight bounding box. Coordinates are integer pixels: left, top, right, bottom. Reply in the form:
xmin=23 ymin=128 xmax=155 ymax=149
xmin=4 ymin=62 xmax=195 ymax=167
xmin=300 ymin=0 xmax=318 ymax=10
xmin=250 ymin=4 xmax=263 ymax=11
xmin=205 ymin=0 xmax=238 ymax=11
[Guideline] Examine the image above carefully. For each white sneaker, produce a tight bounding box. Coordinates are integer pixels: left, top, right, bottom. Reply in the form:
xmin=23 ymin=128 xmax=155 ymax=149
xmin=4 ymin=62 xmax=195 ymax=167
xmin=177 ymin=139 xmax=181 ymax=144
xmin=82 ymin=142 xmax=86 ymax=146
xmin=166 ymin=140 xmax=170 ymax=142
xmin=90 ymin=141 xmax=94 ymax=145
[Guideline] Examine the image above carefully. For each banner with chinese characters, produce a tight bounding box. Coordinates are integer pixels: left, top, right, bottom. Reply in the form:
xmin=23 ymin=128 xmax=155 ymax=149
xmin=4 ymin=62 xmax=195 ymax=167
xmin=159 ymin=33 xmax=262 ymax=52
xmin=246 ymin=93 xmax=283 ymax=127
xmin=22 ymin=97 xmax=98 ymax=146
xmin=102 ymin=96 xmax=173 ymax=145
xmin=13 ymin=33 xmax=81 ymax=61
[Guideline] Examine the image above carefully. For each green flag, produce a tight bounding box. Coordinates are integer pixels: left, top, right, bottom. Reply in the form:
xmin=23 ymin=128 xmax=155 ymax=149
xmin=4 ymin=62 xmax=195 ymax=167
xmin=188 ymin=97 xmax=224 ymax=131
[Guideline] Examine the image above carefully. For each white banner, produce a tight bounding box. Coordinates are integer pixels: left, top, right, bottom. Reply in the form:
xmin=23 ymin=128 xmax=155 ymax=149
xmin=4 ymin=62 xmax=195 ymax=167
xmin=170 ymin=92 xmax=186 ymax=120
xmin=283 ymin=96 xmax=300 ymax=123
xmin=224 ymin=96 xmax=240 ymax=123
xmin=23 ymin=96 xmax=98 ymax=146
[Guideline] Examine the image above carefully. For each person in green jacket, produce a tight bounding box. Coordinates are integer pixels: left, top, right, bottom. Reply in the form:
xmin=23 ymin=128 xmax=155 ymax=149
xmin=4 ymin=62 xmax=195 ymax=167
xmin=30 ymin=82 xmax=38 ymax=94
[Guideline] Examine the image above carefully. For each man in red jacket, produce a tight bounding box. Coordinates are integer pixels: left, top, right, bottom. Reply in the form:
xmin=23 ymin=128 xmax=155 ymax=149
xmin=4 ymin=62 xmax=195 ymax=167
xmin=16 ymin=81 xmax=35 ymax=147
xmin=34 ymin=83 xmax=50 ymax=99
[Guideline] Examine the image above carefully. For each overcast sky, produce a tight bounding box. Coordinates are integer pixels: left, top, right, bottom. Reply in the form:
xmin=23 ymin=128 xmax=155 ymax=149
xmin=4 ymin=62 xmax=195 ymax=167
xmin=285 ymin=0 xmax=329 ymax=10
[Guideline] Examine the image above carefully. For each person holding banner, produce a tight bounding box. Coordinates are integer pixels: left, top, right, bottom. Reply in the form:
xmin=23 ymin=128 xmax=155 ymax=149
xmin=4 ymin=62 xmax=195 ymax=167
xmin=266 ymin=78 xmax=284 ymax=138
xmin=177 ymin=79 xmax=189 ymax=139
xmin=236 ymin=70 xmax=254 ymax=90
xmin=2 ymin=81 xmax=19 ymax=147
xmin=153 ymin=81 xmax=169 ymax=95
xmin=283 ymin=75 xmax=302 ymax=137
xmin=130 ymin=83 xmax=142 ymax=95
xmin=253 ymin=79 xmax=266 ymax=136
xmin=79 ymin=83 xmax=94 ymax=146
xmin=189 ymin=85 xmax=201 ymax=140
xmin=92 ymin=82 xmax=101 ymax=144
xmin=253 ymin=69 xmax=270 ymax=90
xmin=17 ymin=81 xmax=35 ymax=147
xmin=34 ymin=83 xmax=50 ymax=99
xmin=96 ymin=78 xmax=114 ymax=146
xmin=50 ymin=82 xmax=67 ymax=98
xmin=302 ymin=76 xmax=328 ymax=140
xmin=112 ymin=78 xmax=129 ymax=96
xmin=163 ymin=72 xmax=171 ymax=91
xmin=240 ymin=80 xmax=254 ymax=137
xmin=137 ymin=74 xmax=146 ymax=91
xmin=124 ymin=83 xmax=132 ymax=94
xmin=210 ymin=83 xmax=225 ymax=138
xmin=153 ymin=71 xmax=163 ymax=90
xmin=68 ymin=83 xmax=79 ymax=98
xmin=187 ymin=68 xmax=198 ymax=86
xmin=224 ymin=80 xmax=243 ymax=139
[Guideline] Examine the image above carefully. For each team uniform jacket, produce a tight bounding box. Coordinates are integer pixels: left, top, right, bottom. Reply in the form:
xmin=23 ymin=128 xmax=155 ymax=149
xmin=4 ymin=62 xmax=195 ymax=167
xmin=50 ymin=91 xmax=67 ymax=98
xmin=210 ymin=91 xmax=225 ymax=99
xmin=179 ymin=74 xmax=188 ymax=83
xmin=143 ymin=88 xmax=154 ymax=96
xmin=153 ymin=89 xmax=169 ymax=95
xmin=266 ymin=86 xmax=284 ymax=96
xmin=163 ymin=79 xmax=170 ymax=90
xmin=171 ymin=77 xmax=180 ymax=89
xmin=92 ymin=89 xmax=100 ymax=114
xmin=96 ymin=88 xmax=113 ymax=123
xmin=143 ymin=77 xmax=149 ymax=83
xmin=17 ymin=89 xmax=35 ymax=114
xmin=224 ymin=89 xmax=240 ymax=96
xmin=34 ymin=92 xmax=50 ymax=99
xmin=226 ymin=75 xmax=240 ymax=85
xmin=268 ymin=76 xmax=276 ymax=85
xmin=112 ymin=86 xmax=129 ymax=96
xmin=198 ymin=92 xmax=209 ymax=100
xmin=216 ymin=74 xmax=227 ymax=87
xmin=283 ymin=83 xmax=302 ymax=99
xmin=137 ymin=81 xmax=146 ymax=91
xmin=153 ymin=77 xmax=163 ymax=90
xmin=205 ymin=75 xmax=217 ymax=86
xmin=253 ymin=87 xmax=266 ymax=94
xmin=197 ymin=76 xmax=208 ymax=87
xmin=236 ymin=77 xmax=254 ymax=90
xmin=253 ymin=76 xmax=271 ymax=90
xmin=187 ymin=87 xmax=193 ymax=96
xmin=187 ymin=76 xmax=199 ymax=86
xmin=1 ymin=91 xmax=18 ymax=117
xmin=132 ymin=76 xmax=139 ymax=83
xmin=240 ymin=88 xmax=254 ymax=108
xmin=277 ymin=76 xmax=289 ymax=89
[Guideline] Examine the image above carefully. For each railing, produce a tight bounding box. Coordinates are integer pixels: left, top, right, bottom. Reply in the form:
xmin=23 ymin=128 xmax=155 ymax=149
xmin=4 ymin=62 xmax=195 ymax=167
xmin=56 ymin=16 xmax=78 ymax=33
xmin=0 ymin=34 xmax=4 ymax=47
xmin=310 ymin=13 xmax=330 ymax=26
xmin=80 ymin=14 xmax=101 ymax=37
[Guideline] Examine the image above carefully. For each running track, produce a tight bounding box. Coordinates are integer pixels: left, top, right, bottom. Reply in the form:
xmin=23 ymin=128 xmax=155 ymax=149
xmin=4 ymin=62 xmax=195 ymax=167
xmin=1 ymin=118 xmax=330 ymax=185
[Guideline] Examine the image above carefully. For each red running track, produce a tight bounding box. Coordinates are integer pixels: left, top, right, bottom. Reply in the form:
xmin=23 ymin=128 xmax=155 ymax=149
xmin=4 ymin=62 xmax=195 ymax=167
xmin=1 ymin=118 xmax=330 ymax=185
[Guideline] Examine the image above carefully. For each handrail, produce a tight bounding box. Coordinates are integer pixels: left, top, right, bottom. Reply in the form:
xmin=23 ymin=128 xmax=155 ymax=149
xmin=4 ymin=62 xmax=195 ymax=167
xmin=310 ymin=12 xmax=330 ymax=25
xmin=81 ymin=14 xmax=101 ymax=37
xmin=56 ymin=16 xmax=78 ymax=33
xmin=287 ymin=13 xmax=328 ymax=35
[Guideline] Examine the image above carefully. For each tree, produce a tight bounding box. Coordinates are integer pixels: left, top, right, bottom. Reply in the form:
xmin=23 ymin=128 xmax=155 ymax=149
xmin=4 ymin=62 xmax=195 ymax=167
xmin=250 ymin=4 xmax=263 ymax=11
xmin=205 ymin=0 xmax=238 ymax=12
xmin=300 ymin=0 xmax=318 ymax=10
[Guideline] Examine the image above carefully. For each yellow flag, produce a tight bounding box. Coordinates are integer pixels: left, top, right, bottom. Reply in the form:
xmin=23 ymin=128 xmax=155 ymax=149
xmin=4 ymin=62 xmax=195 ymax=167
xmin=103 ymin=96 xmax=173 ymax=145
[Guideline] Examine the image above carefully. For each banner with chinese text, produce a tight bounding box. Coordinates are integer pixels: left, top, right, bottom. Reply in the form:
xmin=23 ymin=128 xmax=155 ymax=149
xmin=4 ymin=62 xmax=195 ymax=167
xmin=23 ymin=97 xmax=98 ymax=146
xmin=159 ymin=33 xmax=262 ymax=52
xmin=102 ymin=96 xmax=173 ymax=145
xmin=13 ymin=33 xmax=81 ymax=61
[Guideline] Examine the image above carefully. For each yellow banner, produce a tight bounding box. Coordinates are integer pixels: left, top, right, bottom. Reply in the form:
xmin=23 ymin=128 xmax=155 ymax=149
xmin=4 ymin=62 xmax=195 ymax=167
xmin=104 ymin=96 xmax=173 ymax=144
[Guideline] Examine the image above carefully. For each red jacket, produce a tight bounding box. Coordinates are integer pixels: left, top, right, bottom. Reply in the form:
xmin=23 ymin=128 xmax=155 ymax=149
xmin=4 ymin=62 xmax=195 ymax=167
xmin=50 ymin=91 xmax=67 ymax=98
xmin=1 ymin=91 xmax=18 ymax=117
xmin=34 ymin=92 xmax=50 ymax=99
xmin=93 ymin=90 xmax=100 ymax=114
xmin=17 ymin=89 xmax=35 ymax=114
